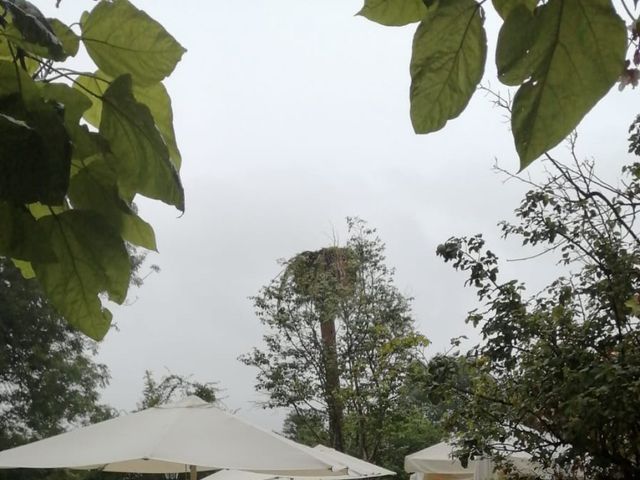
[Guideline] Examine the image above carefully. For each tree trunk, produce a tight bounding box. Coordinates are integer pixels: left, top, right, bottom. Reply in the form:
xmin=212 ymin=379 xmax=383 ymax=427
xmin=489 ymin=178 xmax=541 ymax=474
xmin=320 ymin=315 xmax=344 ymax=452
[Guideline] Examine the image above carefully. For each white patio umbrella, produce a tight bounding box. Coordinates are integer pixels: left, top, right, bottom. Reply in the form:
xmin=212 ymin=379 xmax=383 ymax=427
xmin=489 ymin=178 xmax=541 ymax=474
xmin=202 ymin=444 xmax=395 ymax=480
xmin=405 ymin=442 xmax=475 ymax=480
xmin=0 ymin=396 xmax=347 ymax=479
xmin=405 ymin=442 xmax=539 ymax=480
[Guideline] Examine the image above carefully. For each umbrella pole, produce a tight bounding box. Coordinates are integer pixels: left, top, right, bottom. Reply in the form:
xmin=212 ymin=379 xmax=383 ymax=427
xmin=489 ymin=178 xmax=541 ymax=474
xmin=190 ymin=465 xmax=197 ymax=480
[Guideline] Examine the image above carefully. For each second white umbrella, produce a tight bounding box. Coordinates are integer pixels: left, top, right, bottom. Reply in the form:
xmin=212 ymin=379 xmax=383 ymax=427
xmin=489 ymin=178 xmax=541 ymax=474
xmin=203 ymin=444 xmax=395 ymax=480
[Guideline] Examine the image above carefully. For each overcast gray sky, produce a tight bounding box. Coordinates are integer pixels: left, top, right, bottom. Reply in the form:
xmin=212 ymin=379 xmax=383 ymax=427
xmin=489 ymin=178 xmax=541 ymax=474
xmin=43 ymin=1 xmax=637 ymax=431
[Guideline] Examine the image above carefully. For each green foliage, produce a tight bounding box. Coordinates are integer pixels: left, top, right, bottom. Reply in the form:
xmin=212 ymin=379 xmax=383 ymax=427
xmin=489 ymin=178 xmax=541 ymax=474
xmin=428 ymin=147 xmax=640 ymax=478
xmin=32 ymin=211 xmax=131 ymax=339
xmin=287 ymin=246 xmax=359 ymax=305
xmin=510 ymin=0 xmax=626 ymax=169
xmin=371 ymin=393 xmax=442 ymax=476
xmin=628 ymin=113 xmax=640 ymax=156
xmin=81 ymin=0 xmax=185 ymax=87
xmin=491 ymin=0 xmax=537 ymax=20
xmin=137 ymin=370 xmax=220 ymax=410
xmin=0 ymin=258 xmax=113 ymax=450
xmin=357 ymin=0 xmax=428 ymax=27
xmin=284 ymin=245 xmax=358 ymax=451
xmin=100 ymin=75 xmax=183 ymax=209
xmin=0 ymin=0 xmax=185 ymax=339
xmin=242 ymin=218 xmax=439 ymax=472
xmin=410 ymin=0 xmax=486 ymax=134
xmin=282 ymin=411 xmax=330 ymax=447
xmin=359 ymin=0 xmax=630 ymax=169
xmin=283 ymin=393 xmax=442 ymax=480
xmin=3 ymin=0 xmax=65 ymax=61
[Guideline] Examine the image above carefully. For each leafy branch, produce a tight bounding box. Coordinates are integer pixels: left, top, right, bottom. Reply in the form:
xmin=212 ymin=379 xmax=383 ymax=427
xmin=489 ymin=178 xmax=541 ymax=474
xmin=0 ymin=0 xmax=185 ymax=339
xmin=358 ymin=0 xmax=630 ymax=170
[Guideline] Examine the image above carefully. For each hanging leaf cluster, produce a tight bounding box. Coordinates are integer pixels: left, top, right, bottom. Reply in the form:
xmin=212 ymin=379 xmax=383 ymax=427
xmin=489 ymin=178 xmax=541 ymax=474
xmin=358 ymin=0 xmax=629 ymax=170
xmin=0 ymin=0 xmax=185 ymax=340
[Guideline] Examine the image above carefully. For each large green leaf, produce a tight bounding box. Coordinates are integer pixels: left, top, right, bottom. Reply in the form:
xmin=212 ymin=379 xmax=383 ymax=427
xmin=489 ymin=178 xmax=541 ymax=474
xmin=69 ymin=159 xmax=157 ymax=250
xmin=130 ymin=80 xmax=182 ymax=170
xmin=1 ymin=0 xmax=65 ymax=60
xmin=49 ymin=18 xmax=79 ymax=57
xmin=492 ymin=0 xmax=537 ymax=19
xmin=496 ymin=4 xmax=536 ymax=86
xmin=76 ymin=70 xmax=181 ymax=169
xmin=357 ymin=0 xmax=428 ymax=26
xmin=32 ymin=210 xmax=131 ymax=340
xmin=511 ymin=0 xmax=626 ymax=169
xmin=100 ymin=74 xmax=184 ymax=210
xmin=81 ymin=0 xmax=186 ymax=86
xmin=410 ymin=0 xmax=487 ymax=133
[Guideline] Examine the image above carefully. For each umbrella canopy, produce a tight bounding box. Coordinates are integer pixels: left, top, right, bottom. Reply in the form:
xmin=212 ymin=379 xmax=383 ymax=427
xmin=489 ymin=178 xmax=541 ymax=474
xmin=405 ymin=443 xmax=474 ymax=479
xmin=405 ymin=442 xmax=539 ymax=480
xmin=0 ymin=396 xmax=346 ymax=475
xmin=202 ymin=445 xmax=395 ymax=480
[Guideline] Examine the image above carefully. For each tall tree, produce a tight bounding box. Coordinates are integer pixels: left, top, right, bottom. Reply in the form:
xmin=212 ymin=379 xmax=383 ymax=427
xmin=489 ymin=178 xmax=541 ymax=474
xmin=242 ymin=218 xmax=439 ymax=469
xmin=282 ymin=245 xmax=361 ymax=451
xmin=0 ymin=0 xmax=185 ymax=339
xmin=356 ymin=0 xmax=634 ymax=170
xmin=426 ymin=139 xmax=640 ymax=478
